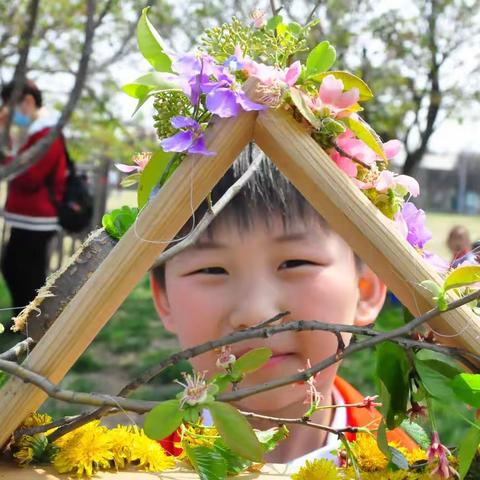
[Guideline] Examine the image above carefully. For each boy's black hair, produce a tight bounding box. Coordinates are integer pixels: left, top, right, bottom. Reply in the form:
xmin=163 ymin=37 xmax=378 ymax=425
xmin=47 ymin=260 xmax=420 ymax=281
xmin=1 ymin=79 xmax=42 ymax=108
xmin=152 ymin=144 xmax=335 ymax=288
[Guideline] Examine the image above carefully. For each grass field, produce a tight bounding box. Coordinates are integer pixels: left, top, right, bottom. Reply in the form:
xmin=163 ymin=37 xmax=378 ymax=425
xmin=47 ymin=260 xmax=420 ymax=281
xmin=0 ymin=191 xmax=477 ymax=445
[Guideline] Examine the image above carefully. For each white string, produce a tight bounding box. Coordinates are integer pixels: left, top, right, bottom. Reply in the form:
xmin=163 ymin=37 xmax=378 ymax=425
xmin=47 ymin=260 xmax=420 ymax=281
xmin=102 ymin=394 xmax=139 ymax=427
xmin=133 ymin=157 xmax=198 ymax=245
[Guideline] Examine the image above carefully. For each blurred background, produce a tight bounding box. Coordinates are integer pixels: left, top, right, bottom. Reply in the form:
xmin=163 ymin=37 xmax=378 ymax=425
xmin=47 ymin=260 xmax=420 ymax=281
xmin=0 ymin=0 xmax=479 ymax=445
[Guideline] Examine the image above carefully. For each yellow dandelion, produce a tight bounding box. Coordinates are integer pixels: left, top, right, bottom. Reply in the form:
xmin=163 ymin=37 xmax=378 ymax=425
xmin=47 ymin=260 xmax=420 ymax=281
xmin=21 ymin=412 xmax=53 ymax=428
xmin=128 ymin=427 xmax=175 ymax=473
xmin=12 ymin=435 xmax=36 ymax=466
xmin=291 ymin=458 xmax=339 ymax=480
xmin=53 ymin=421 xmax=113 ymax=477
xmin=106 ymin=425 xmax=135 ymax=469
xmin=350 ymin=434 xmax=388 ymax=471
xmin=405 ymin=447 xmax=428 ymax=465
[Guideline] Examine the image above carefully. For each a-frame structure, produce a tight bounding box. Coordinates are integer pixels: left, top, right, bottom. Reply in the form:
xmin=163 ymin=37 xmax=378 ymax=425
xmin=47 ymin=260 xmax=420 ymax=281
xmin=0 ymin=81 xmax=479 ymax=455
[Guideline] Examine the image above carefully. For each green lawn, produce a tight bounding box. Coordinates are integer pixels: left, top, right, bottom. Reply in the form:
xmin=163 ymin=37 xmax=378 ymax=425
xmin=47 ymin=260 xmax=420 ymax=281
xmin=0 ymin=206 xmax=478 ymax=444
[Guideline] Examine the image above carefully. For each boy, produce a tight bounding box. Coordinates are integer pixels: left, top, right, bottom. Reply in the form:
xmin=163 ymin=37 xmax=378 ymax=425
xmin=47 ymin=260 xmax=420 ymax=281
xmin=150 ymin=148 xmax=413 ymax=465
xmin=0 ymin=79 xmax=66 ymax=317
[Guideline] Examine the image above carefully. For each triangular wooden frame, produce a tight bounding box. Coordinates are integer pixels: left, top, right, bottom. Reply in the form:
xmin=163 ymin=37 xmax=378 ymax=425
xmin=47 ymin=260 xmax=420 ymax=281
xmin=0 ymin=84 xmax=479 ymax=448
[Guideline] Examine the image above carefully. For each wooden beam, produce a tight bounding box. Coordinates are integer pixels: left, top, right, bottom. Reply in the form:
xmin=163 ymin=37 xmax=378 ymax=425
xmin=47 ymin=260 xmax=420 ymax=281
xmin=0 ymin=463 xmax=292 ymax=479
xmin=254 ymin=108 xmax=480 ymax=355
xmin=0 ymin=108 xmax=257 ymax=448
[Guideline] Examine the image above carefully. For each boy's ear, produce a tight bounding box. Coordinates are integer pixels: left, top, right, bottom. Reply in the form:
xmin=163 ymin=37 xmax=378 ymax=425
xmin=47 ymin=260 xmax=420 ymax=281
xmin=354 ymin=267 xmax=387 ymax=327
xmin=150 ymin=273 xmax=177 ymax=334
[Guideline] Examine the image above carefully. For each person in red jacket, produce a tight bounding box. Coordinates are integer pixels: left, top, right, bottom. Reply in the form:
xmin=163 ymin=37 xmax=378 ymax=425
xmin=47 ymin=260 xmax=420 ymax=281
xmin=149 ymin=150 xmax=415 ymax=464
xmin=0 ymin=79 xmax=66 ymax=318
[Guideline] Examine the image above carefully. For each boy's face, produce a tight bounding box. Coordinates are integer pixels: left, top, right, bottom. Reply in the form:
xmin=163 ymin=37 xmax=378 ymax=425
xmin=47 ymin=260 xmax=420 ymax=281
xmin=152 ymin=216 xmax=386 ymax=414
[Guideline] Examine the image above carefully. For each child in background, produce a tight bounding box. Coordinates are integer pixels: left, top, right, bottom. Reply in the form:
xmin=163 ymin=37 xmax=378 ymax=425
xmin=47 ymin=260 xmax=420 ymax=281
xmin=447 ymin=225 xmax=475 ymax=267
xmin=150 ymin=149 xmax=415 ymax=465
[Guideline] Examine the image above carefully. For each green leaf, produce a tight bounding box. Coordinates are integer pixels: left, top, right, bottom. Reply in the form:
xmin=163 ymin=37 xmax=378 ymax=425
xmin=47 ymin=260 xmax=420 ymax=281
xmin=266 ymin=15 xmax=282 ymax=31
xmin=143 ymin=399 xmax=183 ymax=440
xmin=185 ymin=444 xmax=228 ymax=480
xmin=376 ymin=419 xmax=391 ymax=461
xmin=399 ymin=420 xmax=430 ymax=450
xmin=122 ymin=73 xmax=180 ymax=99
xmin=443 ymin=265 xmax=480 ymax=291
xmin=308 ymin=70 xmax=374 ymax=102
xmin=137 ymin=7 xmax=172 ymax=72
xmin=451 ymin=373 xmax=480 ymax=407
xmin=414 ymin=357 xmax=457 ymax=401
xmin=289 ymin=87 xmax=321 ymax=129
xmin=305 ymin=41 xmax=336 ymax=75
xmin=231 ymin=347 xmax=272 ymax=376
xmin=420 ymin=280 xmax=443 ymax=298
xmin=458 ymin=421 xmax=480 ymax=479
xmin=137 ymin=149 xmax=174 ymax=208
xmin=102 ymin=206 xmax=139 ymax=240
xmin=341 ymin=116 xmax=386 ymax=160
xmin=119 ymin=172 xmax=141 ymax=188
xmin=212 ymin=440 xmax=252 ymax=475
xmin=256 ymin=425 xmax=289 ymax=452
xmin=376 ymin=342 xmax=410 ymax=429
xmin=207 ymin=401 xmax=264 ymax=462
xmin=210 ymin=373 xmax=232 ymax=394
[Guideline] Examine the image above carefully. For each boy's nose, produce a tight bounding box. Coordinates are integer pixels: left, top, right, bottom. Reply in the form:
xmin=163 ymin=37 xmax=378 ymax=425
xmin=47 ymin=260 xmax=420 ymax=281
xmin=228 ymin=278 xmax=283 ymax=330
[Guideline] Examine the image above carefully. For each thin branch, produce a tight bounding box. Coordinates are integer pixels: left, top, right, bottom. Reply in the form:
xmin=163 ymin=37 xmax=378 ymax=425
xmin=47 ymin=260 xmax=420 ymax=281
xmin=13 ymin=414 xmax=80 ymax=441
xmin=306 ymin=0 xmax=323 ymax=23
xmin=239 ymin=410 xmax=361 ymax=435
xmin=152 ymin=151 xmax=264 ymax=269
xmin=94 ymin=0 xmax=114 ymax=29
xmin=0 ymin=0 xmax=97 ymax=181
xmin=0 ymin=337 xmax=35 ymax=361
xmin=334 ymin=144 xmax=372 ymax=169
xmin=219 ymin=289 xmax=480 ymax=402
xmin=0 ymin=0 xmax=40 ymax=159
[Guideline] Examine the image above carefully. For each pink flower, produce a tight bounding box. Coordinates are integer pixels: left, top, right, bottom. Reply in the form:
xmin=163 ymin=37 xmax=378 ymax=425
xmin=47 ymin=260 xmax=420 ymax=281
xmin=383 ymin=139 xmax=402 ymax=159
xmin=362 ymin=395 xmax=381 ymax=415
xmin=250 ymin=9 xmax=266 ymax=28
xmin=115 ymin=152 xmax=151 ymax=173
xmin=310 ymin=74 xmax=359 ymax=116
xmin=427 ymin=432 xmax=457 ymax=479
xmin=216 ymin=346 xmax=236 ymax=369
xmin=375 ymin=170 xmax=420 ymax=197
xmin=407 ymin=401 xmax=427 ymax=421
xmin=330 ymin=150 xmax=358 ymax=177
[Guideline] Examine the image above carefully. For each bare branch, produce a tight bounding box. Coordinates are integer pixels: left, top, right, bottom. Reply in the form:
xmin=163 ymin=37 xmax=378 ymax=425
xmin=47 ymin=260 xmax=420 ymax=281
xmin=0 ymin=0 xmax=40 ymax=158
xmin=0 ymin=337 xmax=35 ymax=361
xmin=0 ymin=0 xmax=97 ymax=181
xmin=94 ymin=0 xmax=114 ymax=29
xmin=306 ymin=0 xmax=323 ymax=23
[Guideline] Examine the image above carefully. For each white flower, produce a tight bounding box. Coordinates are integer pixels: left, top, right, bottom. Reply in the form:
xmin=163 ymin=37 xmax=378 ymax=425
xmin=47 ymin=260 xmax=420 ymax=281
xmin=175 ymin=371 xmax=209 ymax=407
xmin=216 ymin=346 xmax=236 ymax=369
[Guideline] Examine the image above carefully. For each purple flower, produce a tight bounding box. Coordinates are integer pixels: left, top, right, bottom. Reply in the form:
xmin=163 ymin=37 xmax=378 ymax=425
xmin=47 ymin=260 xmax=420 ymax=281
xmin=160 ymin=116 xmax=215 ymax=156
xmin=395 ymin=202 xmax=432 ymax=249
xmin=201 ymin=73 xmax=267 ymax=118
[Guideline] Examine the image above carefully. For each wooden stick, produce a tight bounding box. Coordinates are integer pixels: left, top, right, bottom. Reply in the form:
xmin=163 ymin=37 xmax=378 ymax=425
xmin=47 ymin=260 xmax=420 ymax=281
xmin=0 ymin=83 xmax=258 ymax=448
xmin=254 ymin=107 xmax=480 ymax=355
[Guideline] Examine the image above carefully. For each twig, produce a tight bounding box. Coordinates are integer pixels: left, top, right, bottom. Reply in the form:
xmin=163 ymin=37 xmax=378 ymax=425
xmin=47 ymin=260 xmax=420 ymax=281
xmin=4 ymin=290 xmax=479 ymax=441
xmin=219 ymin=289 xmax=480 ymax=402
xmin=256 ymin=311 xmax=290 ymax=328
xmin=306 ymin=0 xmax=323 ymax=23
xmin=152 ymin=151 xmax=264 ymax=269
xmin=334 ymin=144 xmax=372 ymax=169
xmin=13 ymin=414 xmax=79 ymax=441
xmin=239 ymin=409 xmax=361 ymax=435
xmin=0 ymin=337 xmax=35 ymax=361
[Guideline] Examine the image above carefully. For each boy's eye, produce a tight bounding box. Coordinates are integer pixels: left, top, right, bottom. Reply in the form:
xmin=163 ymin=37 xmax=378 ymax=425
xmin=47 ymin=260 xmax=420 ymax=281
xmin=279 ymin=259 xmax=316 ymax=269
xmin=191 ymin=266 xmax=227 ymax=275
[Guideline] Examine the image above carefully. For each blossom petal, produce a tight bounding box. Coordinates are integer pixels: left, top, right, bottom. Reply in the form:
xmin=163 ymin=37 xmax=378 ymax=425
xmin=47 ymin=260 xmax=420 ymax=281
xmin=396 ymin=174 xmax=420 ymax=197
xmin=206 ymin=88 xmax=240 ymax=118
xmin=189 ymin=135 xmax=216 ymax=156
xmin=285 ymin=61 xmax=301 ymax=86
xmin=330 ymin=150 xmax=358 ymax=177
xmin=383 ymin=139 xmax=402 ymax=159
xmin=375 ymin=171 xmax=396 ymax=192
xmin=236 ymin=91 xmax=268 ymax=112
xmin=319 ymin=74 xmax=343 ymax=105
xmin=115 ymin=163 xmax=140 ymax=173
xmin=170 ymin=116 xmax=199 ymax=129
xmin=336 ymin=88 xmax=360 ymax=109
xmin=160 ymin=130 xmax=194 ymax=153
